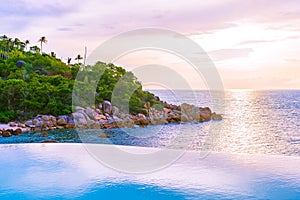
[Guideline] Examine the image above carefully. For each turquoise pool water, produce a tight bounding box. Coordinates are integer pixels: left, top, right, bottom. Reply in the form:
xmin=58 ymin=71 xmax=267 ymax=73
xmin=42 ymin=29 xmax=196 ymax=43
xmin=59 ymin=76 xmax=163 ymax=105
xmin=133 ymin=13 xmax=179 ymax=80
xmin=1 ymin=144 xmax=300 ymax=199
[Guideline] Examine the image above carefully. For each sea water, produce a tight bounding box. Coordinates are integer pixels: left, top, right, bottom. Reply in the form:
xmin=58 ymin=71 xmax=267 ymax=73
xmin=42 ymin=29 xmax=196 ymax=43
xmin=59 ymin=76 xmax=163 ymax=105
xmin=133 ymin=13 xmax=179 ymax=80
xmin=2 ymin=90 xmax=299 ymax=156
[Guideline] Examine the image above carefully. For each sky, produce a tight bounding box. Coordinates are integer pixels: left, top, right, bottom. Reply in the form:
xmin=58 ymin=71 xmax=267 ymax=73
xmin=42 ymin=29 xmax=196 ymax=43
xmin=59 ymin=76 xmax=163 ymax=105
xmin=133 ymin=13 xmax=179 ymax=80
xmin=1 ymin=0 xmax=300 ymax=89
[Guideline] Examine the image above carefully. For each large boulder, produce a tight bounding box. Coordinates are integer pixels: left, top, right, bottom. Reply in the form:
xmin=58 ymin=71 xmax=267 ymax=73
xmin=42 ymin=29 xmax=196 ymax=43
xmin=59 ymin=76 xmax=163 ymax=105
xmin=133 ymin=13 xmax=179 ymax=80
xmin=199 ymin=107 xmax=212 ymax=121
xmin=102 ymin=100 xmax=112 ymax=114
xmin=8 ymin=122 xmax=16 ymax=127
xmin=16 ymin=60 xmax=26 ymax=68
xmin=181 ymin=103 xmax=196 ymax=122
xmin=57 ymin=118 xmax=67 ymax=126
xmin=212 ymin=112 xmax=222 ymax=120
xmin=112 ymin=106 xmax=119 ymax=116
xmin=167 ymin=112 xmax=181 ymax=123
xmin=25 ymin=120 xmax=34 ymax=127
xmin=2 ymin=130 xmax=12 ymax=137
xmin=84 ymin=107 xmax=97 ymax=120
xmin=72 ymin=112 xmax=88 ymax=125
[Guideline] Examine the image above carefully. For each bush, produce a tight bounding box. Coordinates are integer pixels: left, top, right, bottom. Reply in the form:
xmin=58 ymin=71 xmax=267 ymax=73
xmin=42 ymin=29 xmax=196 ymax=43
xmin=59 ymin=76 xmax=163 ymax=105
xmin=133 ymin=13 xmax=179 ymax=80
xmin=0 ymin=111 xmax=16 ymax=123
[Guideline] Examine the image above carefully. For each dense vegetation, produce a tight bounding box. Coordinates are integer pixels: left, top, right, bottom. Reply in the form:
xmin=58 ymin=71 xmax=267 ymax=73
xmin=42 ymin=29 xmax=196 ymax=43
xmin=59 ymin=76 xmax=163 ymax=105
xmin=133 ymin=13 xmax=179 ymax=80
xmin=0 ymin=35 xmax=160 ymax=123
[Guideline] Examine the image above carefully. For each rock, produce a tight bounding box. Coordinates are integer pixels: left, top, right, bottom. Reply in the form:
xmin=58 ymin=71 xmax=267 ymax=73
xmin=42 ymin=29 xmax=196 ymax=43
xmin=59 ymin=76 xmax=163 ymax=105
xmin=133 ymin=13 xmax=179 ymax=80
xmin=57 ymin=118 xmax=67 ymax=126
xmin=119 ymin=113 xmax=126 ymax=119
xmin=212 ymin=112 xmax=222 ymax=120
xmin=173 ymin=110 xmax=181 ymax=115
xmin=18 ymin=123 xmax=26 ymax=128
xmin=134 ymin=114 xmax=151 ymax=127
xmin=107 ymin=117 xmax=115 ymax=124
xmin=95 ymin=109 xmax=102 ymax=114
xmin=95 ymin=114 xmax=106 ymax=120
xmin=41 ymin=115 xmax=49 ymax=121
xmin=41 ymin=140 xmax=58 ymax=143
xmin=25 ymin=120 xmax=34 ymax=127
xmin=49 ymin=115 xmax=57 ymax=123
xmin=16 ymin=60 xmax=26 ymax=68
xmin=136 ymin=113 xmax=146 ymax=120
xmin=199 ymin=107 xmax=212 ymax=121
xmin=67 ymin=116 xmax=74 ymax=124
xmin=33 ymin=119 xmax=39 ymax=125
xmin=75 ymin=106 xmax=85 ymax=111
xmin=84 ymin=107 xmax=97 ymax=120
xmin=181 ymin=113 xmax=190 ymax=122
xmin=163 ymin=108 xmax=171 ymax=114
xmin=2 ymin=131 xmax=11 ymax=137
xmin=181 ymin=103 xmax=197 ymax=121
xmin=98 ymin=133 xmax=110 ymax=138
xmin=56 ymin=125 xmax=64 ymax=129
xmin=103 ymin=100 xmax=112 ymax=114
xmin=191 ymin=107 xmax=200 ymax=121
xmin=65 ymin=124 xmax=76 ymax=129
xmin=98 ymin=119 xmax=108 ymax=125
xmin=35 ymin=121 xmax=42 ymax=128
xmin=149 ymin=108 xmax=167 ymax=125
xmin=42 ymin=132 xmax=48 ymax=137
xmin=103 ymin=123 xmax=116 ymax=129
xmin=57 ymin=115 xmax=68 ymax=123
xmin=167 ymin=112 xmax=181 ymax=123
xmin=14 ymin=128 xmax=22 ymax=135
xmin=112 ymin=106 xmax=119 ymax=116
xmin=72 ymin=111 xmax=90 ymax=124
xmin=8 ymin=122 xmax=16 ymax=127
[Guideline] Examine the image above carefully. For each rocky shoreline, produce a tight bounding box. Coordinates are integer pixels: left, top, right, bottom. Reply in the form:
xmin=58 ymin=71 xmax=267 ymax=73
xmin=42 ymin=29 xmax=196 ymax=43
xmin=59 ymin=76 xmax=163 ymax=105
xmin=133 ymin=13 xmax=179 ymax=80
xmin=0 ymin=100 xmax=222 ymax=138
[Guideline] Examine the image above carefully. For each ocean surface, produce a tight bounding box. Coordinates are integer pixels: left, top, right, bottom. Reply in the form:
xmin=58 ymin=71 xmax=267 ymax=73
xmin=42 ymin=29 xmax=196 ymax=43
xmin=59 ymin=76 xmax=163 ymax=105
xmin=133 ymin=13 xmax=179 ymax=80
xmin=1 ymin=90 xmax=300 ymax=157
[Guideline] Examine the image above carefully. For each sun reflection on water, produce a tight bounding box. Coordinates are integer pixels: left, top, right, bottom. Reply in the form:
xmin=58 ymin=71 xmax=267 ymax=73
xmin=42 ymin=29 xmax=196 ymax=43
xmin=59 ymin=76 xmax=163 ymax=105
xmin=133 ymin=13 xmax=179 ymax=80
xmin=212 ymin=90 xmax=297 ymax=155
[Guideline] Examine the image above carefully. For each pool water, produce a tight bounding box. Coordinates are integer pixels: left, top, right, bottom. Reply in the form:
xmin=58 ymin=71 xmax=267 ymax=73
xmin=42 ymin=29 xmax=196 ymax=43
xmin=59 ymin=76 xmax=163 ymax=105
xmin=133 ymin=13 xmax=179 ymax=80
xmin=1 ymin=144 xmax=300 ymax=199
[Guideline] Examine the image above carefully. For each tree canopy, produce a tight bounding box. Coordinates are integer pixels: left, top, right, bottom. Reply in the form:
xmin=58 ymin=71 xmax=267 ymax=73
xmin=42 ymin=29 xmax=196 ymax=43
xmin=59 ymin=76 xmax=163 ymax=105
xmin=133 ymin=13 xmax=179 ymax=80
xmin=0 ymin=35 xmax=160 ymax=122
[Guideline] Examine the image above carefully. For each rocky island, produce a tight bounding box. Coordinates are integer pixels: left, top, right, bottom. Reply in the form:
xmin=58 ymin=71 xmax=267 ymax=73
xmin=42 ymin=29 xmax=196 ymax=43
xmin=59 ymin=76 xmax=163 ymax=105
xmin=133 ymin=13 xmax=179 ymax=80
xmin=0 ymin=35 xmax=222 ymax=139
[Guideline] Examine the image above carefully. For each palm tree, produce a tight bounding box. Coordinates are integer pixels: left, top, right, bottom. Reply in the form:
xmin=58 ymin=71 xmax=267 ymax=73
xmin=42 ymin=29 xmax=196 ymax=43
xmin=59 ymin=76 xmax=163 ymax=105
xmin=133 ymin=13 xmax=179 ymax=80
xmin=0 ymin=35 xmax=8 ymax=41
xmin=24 ymin=40 xmax=30 ymax=51
xmin=75 ymin=54 xmax=83 ymax=64
xmin=13 ymin=38 xmax=21 ymax=48
xmin=38 ymin=36 xmax=47 ymax=53
xmin=7 ymin=38 xmax=12 ymax=51
xmin=67 ymin=57 xmax=72 ymax=65
xmin=30 ymin=45 xmax=41 ymax=53
xmin=51 ymin=52 xmax=56 ymax=58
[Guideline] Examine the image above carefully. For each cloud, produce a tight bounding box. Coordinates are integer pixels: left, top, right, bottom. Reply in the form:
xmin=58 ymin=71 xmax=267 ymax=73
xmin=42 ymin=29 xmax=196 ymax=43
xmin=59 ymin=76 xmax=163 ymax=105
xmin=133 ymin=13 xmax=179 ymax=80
xmin=57 ymin=27 xmax=73 ymax=32
xmin=239 ymin=35 xmax=300 ymax=45
xmin=208 ymin=48 xmax=253 ymax=61
xmin=2 ymin=0 xmax=300 ymax=37
xmin=0 ymin=0 xmax=77 ymax=17
xmin=285 ymin=58 xmax=300 ymax=63
xmin=239 ymin=39 xmax=279 ymax=45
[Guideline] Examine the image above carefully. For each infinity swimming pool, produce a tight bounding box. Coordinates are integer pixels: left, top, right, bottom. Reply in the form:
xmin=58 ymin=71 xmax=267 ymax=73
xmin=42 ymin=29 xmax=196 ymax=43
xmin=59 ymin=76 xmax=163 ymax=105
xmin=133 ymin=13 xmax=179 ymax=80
xmin=1 ymin=144 xmax=300 ymax=199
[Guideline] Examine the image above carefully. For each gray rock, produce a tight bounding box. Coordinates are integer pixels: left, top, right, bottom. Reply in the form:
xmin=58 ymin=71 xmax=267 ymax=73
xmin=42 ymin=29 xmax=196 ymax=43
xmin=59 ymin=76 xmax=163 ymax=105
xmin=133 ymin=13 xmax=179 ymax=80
xmin=25 ymin=120 xmax=34 ymax=127
xmin=112 ymin=106 xmax=119 ymax=116
xmin=72 ymin=112 xmax=88 ymax=125
xmin=84 ymin=107 xmax=96 ymax=120
xmin=103 ymin=100 xmax=112 ymax=114
xmin=16 ymin=60 xmax=26 ymax=68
